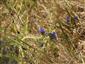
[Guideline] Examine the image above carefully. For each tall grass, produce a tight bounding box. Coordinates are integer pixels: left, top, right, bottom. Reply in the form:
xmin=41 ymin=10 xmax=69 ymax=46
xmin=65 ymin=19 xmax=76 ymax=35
xmin=0 ymin=0 xmax=85 ymax=64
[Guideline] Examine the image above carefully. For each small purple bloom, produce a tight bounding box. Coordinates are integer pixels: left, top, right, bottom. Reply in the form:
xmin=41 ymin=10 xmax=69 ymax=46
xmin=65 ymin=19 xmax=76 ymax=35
xmin=49 ymin=32 xmax=57 ymax=40
xmin=74 ymin=16 xmax=78 ymax=22
xmin=66 ymin=16 xmax=70 ymax=24
xmin=39 ymin=27 xmax=45 ymax=35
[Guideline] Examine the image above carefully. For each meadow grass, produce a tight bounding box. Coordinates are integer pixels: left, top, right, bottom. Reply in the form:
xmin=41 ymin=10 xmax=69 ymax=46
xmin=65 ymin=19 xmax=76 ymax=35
xmin=0 ymin=0 xmax=85 ymax=64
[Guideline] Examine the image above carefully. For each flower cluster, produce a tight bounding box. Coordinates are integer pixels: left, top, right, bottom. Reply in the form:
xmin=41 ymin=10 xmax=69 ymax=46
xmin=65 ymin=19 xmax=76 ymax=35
xmin=39 ymin=27 xmax=57 ymax=40
xmin=66 ymin=16 xmax=78 ymax=24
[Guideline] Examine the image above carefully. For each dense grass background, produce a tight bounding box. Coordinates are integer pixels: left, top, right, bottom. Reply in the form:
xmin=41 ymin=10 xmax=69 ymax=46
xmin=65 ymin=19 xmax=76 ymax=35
xmin=0 ymin=0 xmax=85 ymax=64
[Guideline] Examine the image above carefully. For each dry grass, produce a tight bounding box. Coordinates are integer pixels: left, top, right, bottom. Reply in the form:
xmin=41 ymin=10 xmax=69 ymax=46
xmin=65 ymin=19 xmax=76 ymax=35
xmin=0 ymin=0 xmax=85 ymax=64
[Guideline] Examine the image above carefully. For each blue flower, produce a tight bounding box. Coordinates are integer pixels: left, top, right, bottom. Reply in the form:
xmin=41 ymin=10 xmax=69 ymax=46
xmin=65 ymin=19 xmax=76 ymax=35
xmin=74 ymin=16 xmax=78 ymax=22
xmin=49 ymin=32 xmax=57 ymax=40
xmin=66 ymin=16 xmax=70 ymax=24
xmin=39 ymin=27 xmax=45 ymax=35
